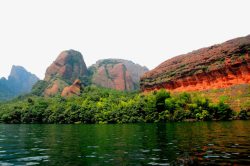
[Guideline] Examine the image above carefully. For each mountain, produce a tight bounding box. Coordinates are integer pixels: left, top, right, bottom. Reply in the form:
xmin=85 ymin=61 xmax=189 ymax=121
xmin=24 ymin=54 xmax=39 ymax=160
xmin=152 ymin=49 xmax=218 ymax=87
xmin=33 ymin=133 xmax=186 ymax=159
xmin=0 ymin=66 xmax=39 ymax=101
xmin=45 ymin=49 xmax=88 ymax=82
xmin=89 ymin=59 xmax=148 ymax=91
xmin=141 ymin=35 xmax=250 ymax=91
xmin=34 ymin=52 xmax=149 ymax=96
xmin=33 ymin=49 xmax=88 ymax=96
xmin=140 ymin=35 xmax=250 ymax=111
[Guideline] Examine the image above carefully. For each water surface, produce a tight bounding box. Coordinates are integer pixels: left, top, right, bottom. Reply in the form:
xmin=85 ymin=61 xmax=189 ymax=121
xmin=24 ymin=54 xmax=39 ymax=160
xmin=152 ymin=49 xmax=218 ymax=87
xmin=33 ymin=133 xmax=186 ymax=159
xmin=0 ymin=121 xmax=250 ymax=165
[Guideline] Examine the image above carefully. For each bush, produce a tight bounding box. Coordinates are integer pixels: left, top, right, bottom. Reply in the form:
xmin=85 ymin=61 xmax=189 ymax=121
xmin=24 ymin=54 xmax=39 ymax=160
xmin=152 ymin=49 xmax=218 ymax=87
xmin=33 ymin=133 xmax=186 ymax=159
xmin=155 ymin=89 xmax=170 ymax=112
xmin=0 ymin=86 xmax=235 ymax=124
xmin=238 ymin=109 xmax=250 ymax=120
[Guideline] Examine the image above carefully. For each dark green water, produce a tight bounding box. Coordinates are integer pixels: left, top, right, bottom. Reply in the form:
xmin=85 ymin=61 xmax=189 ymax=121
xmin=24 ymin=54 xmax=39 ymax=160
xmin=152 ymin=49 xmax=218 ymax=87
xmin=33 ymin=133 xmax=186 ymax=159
xmin=0 ymin=121 xmax=250 ymax=165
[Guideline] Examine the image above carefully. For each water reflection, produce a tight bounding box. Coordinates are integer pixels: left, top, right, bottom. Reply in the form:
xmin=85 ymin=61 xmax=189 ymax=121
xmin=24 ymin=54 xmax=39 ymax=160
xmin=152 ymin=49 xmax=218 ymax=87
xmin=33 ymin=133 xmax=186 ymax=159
xmin=0 ymin=121 xmax=249 ymax=165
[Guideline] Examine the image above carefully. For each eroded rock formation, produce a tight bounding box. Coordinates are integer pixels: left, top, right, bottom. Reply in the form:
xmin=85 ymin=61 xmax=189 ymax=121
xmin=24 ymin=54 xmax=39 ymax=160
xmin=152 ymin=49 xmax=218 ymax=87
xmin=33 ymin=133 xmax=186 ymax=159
xmin=45 ymin=49 xmax=87 ymax=82
xmin=141 ymin=35 xmax=250 ymax=92
xmin=90 ymin=59 xmax=148 ymax=91
xmin=61 ymin=79 xmax=82 ymax=97
xmin=40 ymin=49 xmax=87 ymax=96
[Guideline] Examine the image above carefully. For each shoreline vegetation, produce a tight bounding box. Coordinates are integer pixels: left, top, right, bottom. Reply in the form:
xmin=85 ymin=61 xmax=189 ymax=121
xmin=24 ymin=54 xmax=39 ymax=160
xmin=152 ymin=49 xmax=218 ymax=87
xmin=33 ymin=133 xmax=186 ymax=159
xmin=0 ymin=86 xmax=249 ymax=124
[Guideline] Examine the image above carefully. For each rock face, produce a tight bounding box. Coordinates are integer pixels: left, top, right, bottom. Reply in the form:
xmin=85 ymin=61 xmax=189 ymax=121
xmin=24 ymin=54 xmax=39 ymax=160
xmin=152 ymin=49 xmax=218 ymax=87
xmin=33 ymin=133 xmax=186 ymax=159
xmin=40 ymin=50 xmax=88 ymax=96
xmin=33 ymin=50 xmax=149 ymax=96
xmin=0 ymin=66 xmax=39 ymax=101
xmin=61 ymin=79 xmax=82 ymax=97
xmin=45 ymin=49 xmax=87 ymax=82
xmin=141 ymin=35 xmax=250 ymax=92
xmin=90 ymin=59 xmax=148 ymax=91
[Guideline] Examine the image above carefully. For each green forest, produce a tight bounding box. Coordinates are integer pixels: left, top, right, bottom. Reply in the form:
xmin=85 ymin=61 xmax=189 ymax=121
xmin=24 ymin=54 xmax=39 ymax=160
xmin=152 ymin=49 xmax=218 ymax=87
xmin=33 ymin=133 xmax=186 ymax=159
xmin=0 ymin=86 xmax=249 ymax=124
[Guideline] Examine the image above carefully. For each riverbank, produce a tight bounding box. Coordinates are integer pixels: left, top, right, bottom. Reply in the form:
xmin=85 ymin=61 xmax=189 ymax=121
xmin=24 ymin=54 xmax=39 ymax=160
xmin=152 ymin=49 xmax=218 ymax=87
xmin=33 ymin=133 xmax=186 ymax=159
xmin=1 ymin=86 xmax=249 ymax=124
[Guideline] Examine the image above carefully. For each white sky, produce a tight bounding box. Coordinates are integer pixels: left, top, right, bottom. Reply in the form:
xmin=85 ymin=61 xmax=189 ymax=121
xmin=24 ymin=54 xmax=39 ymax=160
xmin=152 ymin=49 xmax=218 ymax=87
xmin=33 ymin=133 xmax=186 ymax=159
xmin=0 ymin=0 xmax=249 ymax=79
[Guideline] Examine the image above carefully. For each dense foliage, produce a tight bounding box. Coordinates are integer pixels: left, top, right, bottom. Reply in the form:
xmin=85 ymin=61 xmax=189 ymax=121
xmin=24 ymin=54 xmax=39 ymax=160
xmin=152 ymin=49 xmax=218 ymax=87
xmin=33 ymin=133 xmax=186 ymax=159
xmin=0 ymin=87 xmax=247 ymax=124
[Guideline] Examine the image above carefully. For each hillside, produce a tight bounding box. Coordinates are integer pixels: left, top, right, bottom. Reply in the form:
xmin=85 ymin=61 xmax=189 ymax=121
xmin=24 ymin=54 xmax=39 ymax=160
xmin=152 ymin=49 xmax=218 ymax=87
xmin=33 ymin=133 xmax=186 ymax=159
xmin=141 ymin=35 xmax=250 ymax=92
xmin=140 ymin=35 xmax=250 ymax=111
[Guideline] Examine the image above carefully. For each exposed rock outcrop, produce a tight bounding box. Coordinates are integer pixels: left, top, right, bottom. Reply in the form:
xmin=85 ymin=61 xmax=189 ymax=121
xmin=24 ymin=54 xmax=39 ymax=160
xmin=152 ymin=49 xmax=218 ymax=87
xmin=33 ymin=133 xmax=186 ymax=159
xmin=0 ymin=66 xmax=39 ymax=101
xmin=90 ymin=59 xmax=148 ymax=91
xmin=37 ymin=49 xmax=88 ymax=96
xmin=34 ymin=50 xmax=148 ymax=96
xmin=141 ymin=35 xmax=250 ymax=92
xmin=61 ymin=79 xmax=82 ymax=97
xmin=45 ymin=49 xmax=88 ymax=82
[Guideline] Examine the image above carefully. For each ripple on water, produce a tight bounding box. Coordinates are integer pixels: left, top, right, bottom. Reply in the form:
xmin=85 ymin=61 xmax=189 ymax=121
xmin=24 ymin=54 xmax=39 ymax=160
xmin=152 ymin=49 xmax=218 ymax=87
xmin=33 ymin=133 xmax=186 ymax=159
xmin=152 ymin=149 xmax=162 ymax=152
xmin=87 ymin=146 xmax=99 ymax=148
xmin=148 ymin=162 xmax=169 ymax=166
xmin=232 ymin=152 xmax=240 ymax=155
xmin=204 ymin=155 xmax=220 ymax=159
xmin=158 ymin=163 xmax=170 ymax=166
xmin=222 ymin=155 xmax=231 ymax=159
xmin=14 ymin=151 xmax=30 ymax=155
xmin=150 ymin=158 xmax=160 ymax=161
xmin=26 ymin=162 xmax=40 ymax=165
xmin=16 ymin=156 xmax=49 ymax=162
xmin=0 ymin=162 xmax=14 ymax=166
xmin=37 ymin=148 xmax=49 ymax=152
xmin=140 ymin=149 xmax=150 ymax=153
xmin=85 ymin=155 xmax=96 ymax=158
xmin=31 ymin=148 xmax=49 ymax=152
xmin=206 ymin=150 xmax=213 ymax=153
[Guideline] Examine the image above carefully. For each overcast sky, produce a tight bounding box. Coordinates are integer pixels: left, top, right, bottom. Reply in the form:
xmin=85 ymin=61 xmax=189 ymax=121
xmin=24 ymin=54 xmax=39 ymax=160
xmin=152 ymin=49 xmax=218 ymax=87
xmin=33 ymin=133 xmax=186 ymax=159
xmin=0 ymin=0 xmax=249 ymax=79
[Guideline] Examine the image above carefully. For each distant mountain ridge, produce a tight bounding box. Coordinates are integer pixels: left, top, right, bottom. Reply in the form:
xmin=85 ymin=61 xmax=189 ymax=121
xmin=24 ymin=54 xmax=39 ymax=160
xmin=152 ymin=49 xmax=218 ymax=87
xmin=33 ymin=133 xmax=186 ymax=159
xmin=0 ymin=65 xmax=39 ymax=101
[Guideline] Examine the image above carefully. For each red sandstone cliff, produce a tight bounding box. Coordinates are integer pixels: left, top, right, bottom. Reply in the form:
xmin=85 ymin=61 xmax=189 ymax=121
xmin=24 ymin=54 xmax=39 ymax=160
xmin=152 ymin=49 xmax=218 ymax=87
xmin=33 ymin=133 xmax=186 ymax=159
xmin=141 ymin=35 xmax=250 ymax=92
xmin=90 ymin=59 xmax=148 ymax=91
xmin=43 ymin=50 xmax=87 ymax=96
xmin=45 ymin=49 xmax=87 ymax=82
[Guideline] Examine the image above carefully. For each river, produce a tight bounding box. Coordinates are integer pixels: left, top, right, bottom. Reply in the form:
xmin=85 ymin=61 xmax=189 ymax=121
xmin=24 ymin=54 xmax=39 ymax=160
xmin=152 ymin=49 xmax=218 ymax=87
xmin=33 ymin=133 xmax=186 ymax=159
xmin=0 ymin=121 xmax=250 ymax=165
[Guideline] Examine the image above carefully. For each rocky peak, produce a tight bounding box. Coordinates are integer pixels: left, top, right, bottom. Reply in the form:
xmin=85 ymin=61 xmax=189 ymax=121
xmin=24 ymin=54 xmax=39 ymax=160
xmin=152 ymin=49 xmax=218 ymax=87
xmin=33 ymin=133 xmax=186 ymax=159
xmin=41 ymin=50 xmax=88 ymax=96
xmin=45 ymin=49 xmax=88 ymax=83
xmin=9 ymin=65 xmax=26 ymax=78
xmin=0 ymin=65 xmax=39 ymax=101
xmin=9 ymin=65 xmax=38 ymax=82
